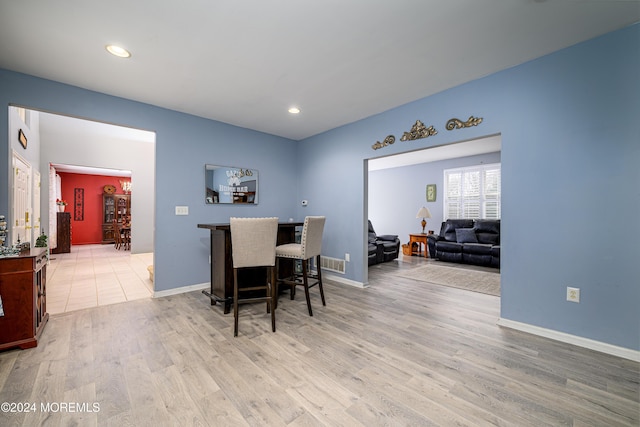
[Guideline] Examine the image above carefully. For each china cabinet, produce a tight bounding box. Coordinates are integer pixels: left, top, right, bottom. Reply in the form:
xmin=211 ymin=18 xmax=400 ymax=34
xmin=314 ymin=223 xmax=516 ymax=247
xmin=102 ymin=194 xmax=130 ymax=244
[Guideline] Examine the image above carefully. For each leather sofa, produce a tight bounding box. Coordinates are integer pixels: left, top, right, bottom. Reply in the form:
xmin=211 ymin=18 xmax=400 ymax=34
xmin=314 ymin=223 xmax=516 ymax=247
xmin=427 ymin=219 xmax=500 ymax=268
xmin=368 ymin=220 xmax=401 ymax=265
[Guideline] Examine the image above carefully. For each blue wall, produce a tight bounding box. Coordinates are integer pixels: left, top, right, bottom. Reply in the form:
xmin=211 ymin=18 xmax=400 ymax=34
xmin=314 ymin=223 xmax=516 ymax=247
xmin=0 ymin=71 xmax=299 ymax=294
xmin=296 ymin=24 xmax=639 ymax=350
xmin=1 ymin=24 xmax=638 ymax=351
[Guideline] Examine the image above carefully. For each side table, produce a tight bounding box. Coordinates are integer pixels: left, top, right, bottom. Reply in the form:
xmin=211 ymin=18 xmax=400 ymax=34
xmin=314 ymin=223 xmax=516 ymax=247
xmin=409 ymin=233 xmax=428 ymax=258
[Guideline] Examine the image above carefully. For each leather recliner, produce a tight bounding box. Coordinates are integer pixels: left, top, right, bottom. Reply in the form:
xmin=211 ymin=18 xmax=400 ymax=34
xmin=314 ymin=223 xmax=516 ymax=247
xmin=368 ymin=220 xmax=400 ymax=265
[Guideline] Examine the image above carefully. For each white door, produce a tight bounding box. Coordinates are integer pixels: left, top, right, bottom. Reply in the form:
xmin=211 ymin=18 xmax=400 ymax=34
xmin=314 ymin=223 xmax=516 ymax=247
xmin=33 ymin=170 xmax=41 ymax=242
xmin=12 ymin=151 xmax=32 ymax=245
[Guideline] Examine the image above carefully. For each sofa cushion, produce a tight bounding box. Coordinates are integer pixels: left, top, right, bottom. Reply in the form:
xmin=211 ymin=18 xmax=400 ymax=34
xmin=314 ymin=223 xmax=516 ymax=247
xmin=456 ymin=228 xmax=478 ymax=243
xmin=438 ymin=251 xmax=463 ymax=263
xmin=377 ymin=234 xmax=398 ymax=241
xmin=436 ymin=241 xmax=463 ymax=253
xmin=473 ymin=220 xmax=500 ymax=244
xmin=441 ymin=219 xmax=474 ymax=241
xmin=462 ymin=243 xmax=493 ymax=255
xmin=463 ymin=253 xmax=493 ymax=266
xmin=378 ymin=240 xmax=398 ymax=252
xmin=477 ymin=233 xmax=499 ymax=245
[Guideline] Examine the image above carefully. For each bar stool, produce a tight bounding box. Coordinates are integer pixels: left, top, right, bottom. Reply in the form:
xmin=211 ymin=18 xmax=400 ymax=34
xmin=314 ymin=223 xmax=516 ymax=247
xmin=230 ymin=217 xmax=279 ymax=337
xmin=275 ymin=216 xmax=326 ymax=316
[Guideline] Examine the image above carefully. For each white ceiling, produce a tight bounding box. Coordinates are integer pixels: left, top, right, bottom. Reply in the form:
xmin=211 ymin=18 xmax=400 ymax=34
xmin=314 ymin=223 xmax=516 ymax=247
xmin=39 ymin=111 xmax=155 ymax=143
xmin=368 ymin=134 xmax=501 ymax=171
xmin=1 ymin=1 xmax=638 ymax=141
xmin=41 ymin=111 xmax=154 ymax=177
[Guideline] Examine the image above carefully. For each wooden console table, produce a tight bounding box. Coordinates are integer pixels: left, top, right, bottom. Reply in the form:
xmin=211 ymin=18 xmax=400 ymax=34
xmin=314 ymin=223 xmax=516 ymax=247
xmin=197 ymin=222 xmax=302 ymax=313
xmin=409 ymin=233 xmax=428 ymax=258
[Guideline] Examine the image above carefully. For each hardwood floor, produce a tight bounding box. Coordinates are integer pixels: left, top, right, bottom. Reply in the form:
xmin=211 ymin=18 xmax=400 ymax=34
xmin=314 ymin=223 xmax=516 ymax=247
xmin=0 ymin=256 xmax=638 ymax=426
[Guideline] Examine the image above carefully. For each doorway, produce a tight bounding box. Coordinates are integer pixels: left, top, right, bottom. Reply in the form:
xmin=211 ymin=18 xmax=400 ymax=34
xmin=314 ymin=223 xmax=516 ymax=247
xmin=365 ymin=134 xmax=502 ymax=285
xmin=11 ymin=150 xmax=31 ymax=246
xmin=8 ymin=106 xmax=156 ymax=313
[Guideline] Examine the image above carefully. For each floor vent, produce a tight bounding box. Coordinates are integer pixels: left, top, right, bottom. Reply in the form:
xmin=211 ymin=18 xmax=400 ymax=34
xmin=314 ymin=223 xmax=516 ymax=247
xmin=320 ymin=256 xmax=346 ymax=274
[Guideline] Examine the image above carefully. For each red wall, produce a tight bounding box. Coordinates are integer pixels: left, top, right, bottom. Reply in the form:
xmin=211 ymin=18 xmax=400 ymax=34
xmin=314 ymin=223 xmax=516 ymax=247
xmin=58 ymin=173 xmax=131 ymax=245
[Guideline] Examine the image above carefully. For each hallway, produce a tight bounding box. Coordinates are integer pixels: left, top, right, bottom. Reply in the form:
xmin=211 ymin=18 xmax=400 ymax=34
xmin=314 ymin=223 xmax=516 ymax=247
xmin=46 ymin=244 xmax=153 ymax=314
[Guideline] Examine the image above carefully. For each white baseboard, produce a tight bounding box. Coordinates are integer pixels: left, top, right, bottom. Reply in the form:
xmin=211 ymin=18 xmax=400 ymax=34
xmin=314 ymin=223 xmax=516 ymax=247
xmin=323 ymin=273 xmax=367 ymax=288
xmin=497 ymin=318 xmax=640 ymax=362
xmin=153 ymin=282 xmax=209 ymax=298
xmin=152 ymin=274 xmax=367 ymax=300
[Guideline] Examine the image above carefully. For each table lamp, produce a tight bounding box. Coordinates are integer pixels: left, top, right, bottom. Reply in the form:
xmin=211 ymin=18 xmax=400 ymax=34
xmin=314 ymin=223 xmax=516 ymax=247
xmin=416 ymin=207 xmax=432 ymax=234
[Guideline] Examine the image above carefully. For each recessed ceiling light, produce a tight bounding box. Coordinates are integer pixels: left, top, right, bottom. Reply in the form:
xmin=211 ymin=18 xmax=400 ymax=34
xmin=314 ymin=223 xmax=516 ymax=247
xmin=288 ymin=107 xmax=301 ymax=114
xmin=106 ymin=44 xmax=131 ymax=58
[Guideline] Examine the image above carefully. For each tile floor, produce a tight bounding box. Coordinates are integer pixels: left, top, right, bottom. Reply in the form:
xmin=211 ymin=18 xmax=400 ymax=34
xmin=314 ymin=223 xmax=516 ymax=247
xmin=46 ymin=244 xmax=154 ymax=314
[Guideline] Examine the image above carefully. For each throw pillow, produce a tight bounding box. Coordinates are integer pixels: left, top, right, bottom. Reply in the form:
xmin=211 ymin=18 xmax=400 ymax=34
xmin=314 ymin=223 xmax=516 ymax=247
xmin=442 ymin=219 xmax=474 ymax=241
xmin=456 ymin=228 xmax=478 ymax=244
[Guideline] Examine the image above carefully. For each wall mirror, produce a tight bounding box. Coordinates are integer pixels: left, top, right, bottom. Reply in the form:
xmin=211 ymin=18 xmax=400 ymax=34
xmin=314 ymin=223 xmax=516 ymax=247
xmin=205 ymin=164 xmax=258 ymax=204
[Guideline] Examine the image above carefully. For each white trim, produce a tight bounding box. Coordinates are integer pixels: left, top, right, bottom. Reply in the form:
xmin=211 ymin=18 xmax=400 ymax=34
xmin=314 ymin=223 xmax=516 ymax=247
xmin=153 ymin=282 xmax=209 ymax=298
xmin=323 ymin=273 xmax=367 ymax=288
xmin=497 ymin=318 xmax=640 ymax=362
xmin=152 ymin=276 xmax=367 ymax=299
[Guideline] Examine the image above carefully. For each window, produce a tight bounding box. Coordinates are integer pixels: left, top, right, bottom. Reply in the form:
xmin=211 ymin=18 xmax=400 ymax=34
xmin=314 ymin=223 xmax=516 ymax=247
xmin=444 ymin=163 xmax=501 ymax=220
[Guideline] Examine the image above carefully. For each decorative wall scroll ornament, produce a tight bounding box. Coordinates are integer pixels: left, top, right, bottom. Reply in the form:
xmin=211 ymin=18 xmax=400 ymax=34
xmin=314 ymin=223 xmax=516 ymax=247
xmin=74 ymin=188 xmax=84 ymax=221
xmin=372 ymin=135 xmax=396 ymax=150
xmin=446 ymin=116 xmax=483 ymax=130
xmin=400 ymin=120 xmax=437 ymax=141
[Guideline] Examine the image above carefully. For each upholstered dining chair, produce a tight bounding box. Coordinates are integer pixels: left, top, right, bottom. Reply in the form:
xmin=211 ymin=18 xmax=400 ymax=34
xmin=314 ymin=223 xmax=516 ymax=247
xmin=230 ymin=217 xmax=279 ymax=337
xmin=275 ymin=216 xmax=326 ymax=316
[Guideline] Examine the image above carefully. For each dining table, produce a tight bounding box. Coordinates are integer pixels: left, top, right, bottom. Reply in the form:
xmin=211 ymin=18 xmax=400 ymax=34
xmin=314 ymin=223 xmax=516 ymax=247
xmin=197 ymin=221 xmax=303 ymax=313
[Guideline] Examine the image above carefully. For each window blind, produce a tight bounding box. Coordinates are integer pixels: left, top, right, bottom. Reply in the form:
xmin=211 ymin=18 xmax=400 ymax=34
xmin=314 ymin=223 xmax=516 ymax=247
xmin=444 ymin=163 xmax=501 ymax=220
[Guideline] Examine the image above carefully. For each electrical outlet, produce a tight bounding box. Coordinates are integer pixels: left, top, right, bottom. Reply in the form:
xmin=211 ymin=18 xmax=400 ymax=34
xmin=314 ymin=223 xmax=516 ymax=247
xmin=175 ymin=206 xmax=189 ymax=215
xmin=345 ymin=253 xmax=350 ymax=262
xmin=567 ymin=286 xmax=580 ymax=303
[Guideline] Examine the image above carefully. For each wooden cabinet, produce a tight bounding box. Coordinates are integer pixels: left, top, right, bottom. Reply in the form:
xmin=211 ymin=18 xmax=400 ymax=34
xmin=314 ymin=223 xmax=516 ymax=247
xmin=102 ymin=194 xmax=130 ymax=244
xmin=0 ymin=248 xmax=49 ymax=351
xmin=51 ymin=212 xmax=71 ymax=254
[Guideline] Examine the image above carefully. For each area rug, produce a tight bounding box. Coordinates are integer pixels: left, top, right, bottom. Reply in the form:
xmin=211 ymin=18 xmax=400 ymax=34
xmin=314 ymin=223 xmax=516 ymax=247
xmin=398 ymin=264 xmax=500 ymax=296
